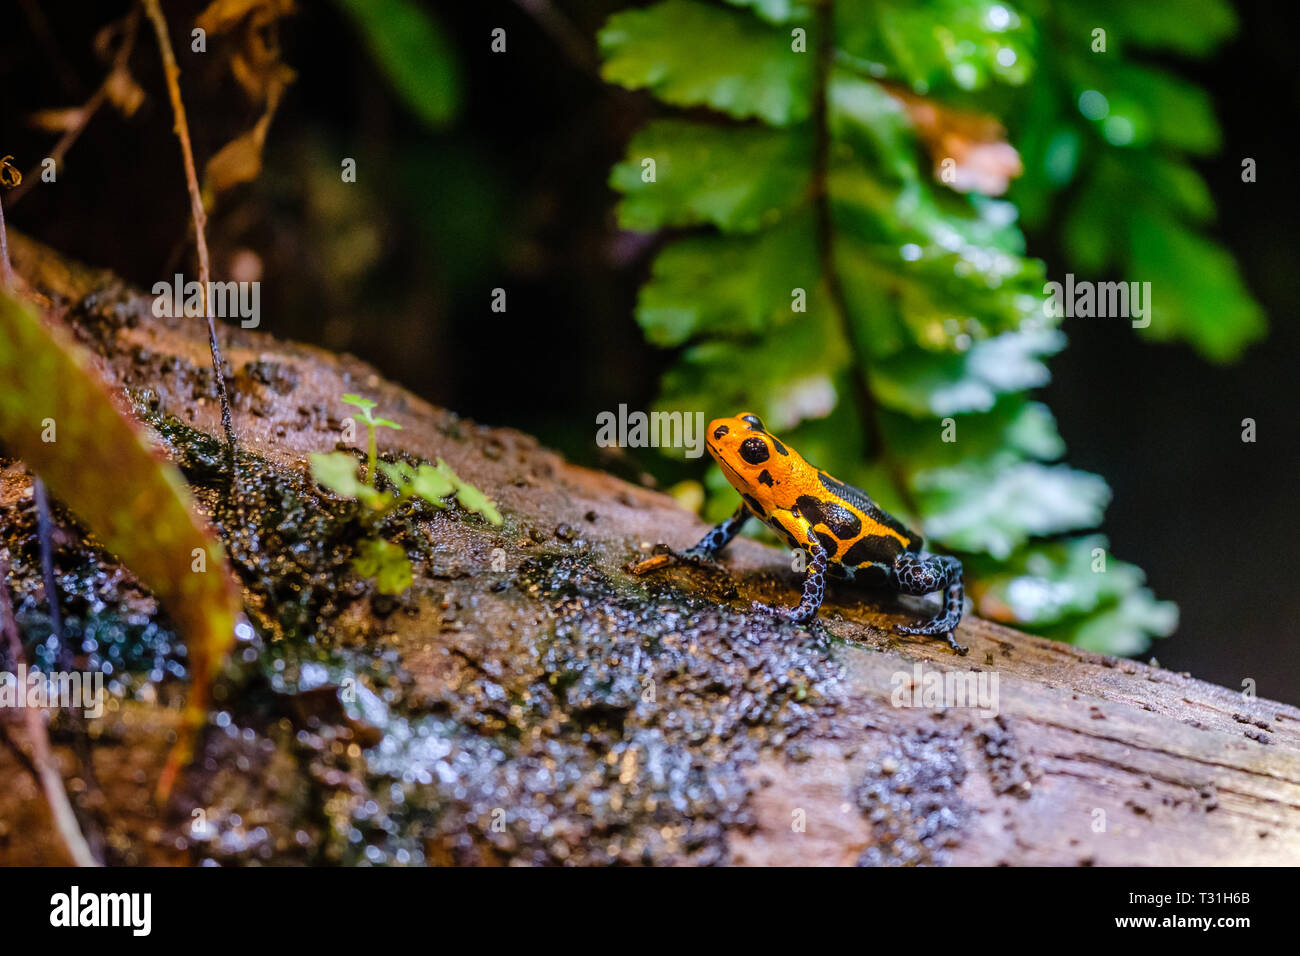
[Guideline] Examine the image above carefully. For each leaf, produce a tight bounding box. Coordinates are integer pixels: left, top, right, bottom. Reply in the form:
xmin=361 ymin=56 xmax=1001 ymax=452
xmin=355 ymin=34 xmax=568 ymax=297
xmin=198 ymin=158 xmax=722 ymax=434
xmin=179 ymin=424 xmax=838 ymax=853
xmin=104 ymin=67 xmax=146 ymax=118
xmin=916 ymin=462 xmax=1111 ymax=559
xmin=203 ymin=104 xmax=277 ymax=199
xmin=379 ymin=460 xmax=460 ymax=510
xmin=835 ymin=0 xmax=1034 ymax=92
xmin=312 ymin=451 xmax=390 ymax=509
xmin=331 ymin=0 xmax=462 ymax=128
xmin=370 ymin=417 xmax=403 ymax=430
xmin=27 ymin=108 xmax=87 ymax=133
xmin=436 ymin=460 xmax=503 ymax=526
xmin=1072 ymin=0 xmax=1235 ymax=57
xmin=828 ymin=72 xmax=917 ymax=183
xmin=1105 ymin=63 xmax=1221 ymax=154
xmin=377 ymin=460 xmax=413 ymax=487
xmin=0 ymin=289 xmax=240 ymax=790
xmin=882 ymin=399 xmax=1064 ymax=474
xmin=722 ymin=0 xmax=812 ymax=24
xmin=887 ymin=85 xmax=1024 ymax=195
xmin=872 ymin=329 xmax=1065 ymax=417
xmin=968 ymin=535 xmax=1145 ymax=627
xmin=409 ymin=463 xmax=455 ymax=505
xmin=599 ymin=0 xmax=814 ymax=126
xmin=309 ymin=451 xmax=363 ymax=498
xmin=196 ymin=0 xmax=291 ymax=35
xmin=657 ymin=305 xmax=847 ymax=428
xmin=611 ymin=120 xmax=812 ymax=233
xmin=195 ymin=0 xmax=295 ymax=102
xmin=341 ymin=393 xmax=377 ymax=414
xmin=1127 ymin=213 xmax=1267 ymax=362
xmin=1050 ymin=589 xmax=1179 ymax=656
xmin=636 ymin=212 xmax=820 ymax=346
xmin=969 ymin=537 xmax=1178 ymax=654
xmin=353 ymin=537 xmax=413 ymax=595
xmin=1143 ymin=157 xmax=1214 ymax=223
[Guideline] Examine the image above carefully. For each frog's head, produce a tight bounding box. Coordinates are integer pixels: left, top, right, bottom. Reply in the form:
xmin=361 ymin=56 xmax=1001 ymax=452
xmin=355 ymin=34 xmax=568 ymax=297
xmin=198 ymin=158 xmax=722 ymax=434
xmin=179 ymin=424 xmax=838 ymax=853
xmin=705 ymin=413 xmax=798 ymax=500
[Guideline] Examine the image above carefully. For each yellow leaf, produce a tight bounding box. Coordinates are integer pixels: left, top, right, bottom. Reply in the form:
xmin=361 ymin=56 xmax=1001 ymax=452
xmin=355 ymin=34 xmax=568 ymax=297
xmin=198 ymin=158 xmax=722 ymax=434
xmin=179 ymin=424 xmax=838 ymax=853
xmin=0 ymin=289 xmax=242 ymax=800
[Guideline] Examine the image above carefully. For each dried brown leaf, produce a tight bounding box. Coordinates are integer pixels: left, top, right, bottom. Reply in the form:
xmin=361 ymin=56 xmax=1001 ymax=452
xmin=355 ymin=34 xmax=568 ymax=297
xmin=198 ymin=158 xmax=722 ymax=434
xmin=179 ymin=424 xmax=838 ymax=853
xmin=203 ymin=115 xmax=271 ymax=197
xmin=887 ymin=85 xmax=1024 ymax=196
xmin=104 ymin=67 xmax=146 ymax=118
xmin=26 ymin=108 xmax=87 ymax=134
xmin=196 ymin=0 xmax=294 ymax=36
xmin=202 ymin=80 xmax=286 ymax=199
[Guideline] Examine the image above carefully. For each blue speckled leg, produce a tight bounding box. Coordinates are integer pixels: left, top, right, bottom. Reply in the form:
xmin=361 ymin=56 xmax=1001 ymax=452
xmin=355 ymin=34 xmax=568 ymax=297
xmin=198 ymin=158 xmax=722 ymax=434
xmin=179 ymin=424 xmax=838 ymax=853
xmin=754 ymin=542 xmax=828 ymax=626
xmin=681 ymin=504 xmax=750 ymax=560
xmin=890 ymin=552 xmax=966 ymax=653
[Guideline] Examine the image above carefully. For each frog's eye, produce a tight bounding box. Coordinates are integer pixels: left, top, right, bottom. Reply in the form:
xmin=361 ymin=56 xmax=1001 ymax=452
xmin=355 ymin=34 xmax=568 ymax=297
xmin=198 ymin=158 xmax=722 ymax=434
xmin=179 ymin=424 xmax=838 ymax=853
xmin=739 ymin=436 xmax=770 ymax=464
xmin=740 ymin=414 xmax=766 ymax=431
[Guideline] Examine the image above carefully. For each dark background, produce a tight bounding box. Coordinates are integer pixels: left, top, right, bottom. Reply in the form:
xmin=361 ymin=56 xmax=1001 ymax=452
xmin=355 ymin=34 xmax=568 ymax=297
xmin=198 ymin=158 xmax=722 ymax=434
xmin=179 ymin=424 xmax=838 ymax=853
xmin=2 ymin=0 xmax=1296 ymax=702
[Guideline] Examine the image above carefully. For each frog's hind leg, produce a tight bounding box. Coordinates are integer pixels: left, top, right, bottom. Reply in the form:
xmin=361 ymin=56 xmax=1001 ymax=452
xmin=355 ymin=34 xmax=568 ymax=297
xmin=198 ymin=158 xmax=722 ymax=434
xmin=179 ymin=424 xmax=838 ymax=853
xmin=889 ymin=552 xmax=967 ymax=654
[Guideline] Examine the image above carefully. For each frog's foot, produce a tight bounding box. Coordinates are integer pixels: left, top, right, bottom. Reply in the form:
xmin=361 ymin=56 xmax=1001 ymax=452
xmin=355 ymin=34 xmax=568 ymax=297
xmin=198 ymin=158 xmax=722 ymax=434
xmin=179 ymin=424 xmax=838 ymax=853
xmin=679 ymin=544 xmax=719 ymax=563
xmin=748 ymin=541 xmax=828 ymax=627
xmin=674 ymin=545 xmax=728 ymax=571
xmin=675 ymin=503 xmax=751 ymax=570
xmin=895 ymin=616 xmax=968 ymax=655
xmin=750 ymin=600 xmax=816 ymax=627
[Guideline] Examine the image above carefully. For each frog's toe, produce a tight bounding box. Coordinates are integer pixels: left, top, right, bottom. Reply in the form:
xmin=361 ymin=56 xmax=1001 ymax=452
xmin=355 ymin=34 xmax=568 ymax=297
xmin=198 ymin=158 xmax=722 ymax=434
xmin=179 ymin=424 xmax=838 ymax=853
xmin=751 ymin=600 xmax=809 ymax=625
xmin=678 ymin=547 xmax=725 ymax=570
xmin=895 ymin=617 xmax=967 ymax=654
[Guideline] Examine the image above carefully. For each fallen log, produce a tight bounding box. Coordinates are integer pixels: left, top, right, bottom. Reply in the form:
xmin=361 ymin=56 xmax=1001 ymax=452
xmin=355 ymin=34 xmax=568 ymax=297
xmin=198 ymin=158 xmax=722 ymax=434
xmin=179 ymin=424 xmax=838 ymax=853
xmin=1 ymin=233 xmax=1297 ymax=866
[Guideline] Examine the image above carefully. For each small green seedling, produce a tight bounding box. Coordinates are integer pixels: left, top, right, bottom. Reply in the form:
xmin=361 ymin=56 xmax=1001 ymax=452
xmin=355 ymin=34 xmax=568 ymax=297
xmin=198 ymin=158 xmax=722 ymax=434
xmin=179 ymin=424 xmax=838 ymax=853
xmin=342 ymin=392 xmax=402 ymax=487
xmin=308 ymin=394 xmax=503 ymax=594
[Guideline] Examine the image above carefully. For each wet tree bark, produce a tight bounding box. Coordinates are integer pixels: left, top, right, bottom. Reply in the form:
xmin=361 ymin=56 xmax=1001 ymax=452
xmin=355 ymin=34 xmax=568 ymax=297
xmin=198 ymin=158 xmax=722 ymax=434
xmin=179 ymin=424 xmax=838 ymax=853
xmin=2 ymin=233 xmax=1298 ymax=866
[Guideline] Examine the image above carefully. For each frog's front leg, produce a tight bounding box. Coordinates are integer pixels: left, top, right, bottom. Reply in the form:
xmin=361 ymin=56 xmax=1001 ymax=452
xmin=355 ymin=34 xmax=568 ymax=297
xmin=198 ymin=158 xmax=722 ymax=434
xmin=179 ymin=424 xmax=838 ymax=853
xmin=752 ymin=541 xmax=828 ymax=626
xmin=890 ymin=551 xmax=967 ymax=654
xmin=680 ymin=503 xmax=750 ymax=561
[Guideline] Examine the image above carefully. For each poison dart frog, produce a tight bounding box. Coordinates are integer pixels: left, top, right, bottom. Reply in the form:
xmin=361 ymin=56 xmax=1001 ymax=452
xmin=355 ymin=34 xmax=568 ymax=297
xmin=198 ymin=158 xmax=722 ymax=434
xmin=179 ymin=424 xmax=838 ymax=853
xmin=677 ymin=413 xmax=966 ymax=653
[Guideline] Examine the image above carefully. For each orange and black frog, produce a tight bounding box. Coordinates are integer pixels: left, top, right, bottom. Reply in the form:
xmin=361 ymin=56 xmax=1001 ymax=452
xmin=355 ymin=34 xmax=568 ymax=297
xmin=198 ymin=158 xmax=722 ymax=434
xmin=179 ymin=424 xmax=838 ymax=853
xmin=676 ymin=413 xmax=966 ymax=654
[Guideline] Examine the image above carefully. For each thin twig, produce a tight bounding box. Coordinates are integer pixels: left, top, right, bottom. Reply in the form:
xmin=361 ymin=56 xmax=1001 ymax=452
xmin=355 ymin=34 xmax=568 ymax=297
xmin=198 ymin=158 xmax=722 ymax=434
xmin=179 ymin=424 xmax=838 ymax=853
xmin=0 ymin=191 xmax=11 ymax=289
xmin=0 ymin=558 xmax=100 ymax=867
xmin=0 ymin=722 xmax=40 ymax=778
xmin=8 ymin=6 xmax=142 ymax=207
xmin=810 ymin=0 xmax=919 ymax=517
xmin=141 ymin=0 xmax=237 ymax=458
